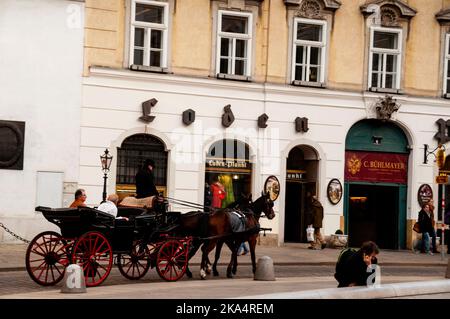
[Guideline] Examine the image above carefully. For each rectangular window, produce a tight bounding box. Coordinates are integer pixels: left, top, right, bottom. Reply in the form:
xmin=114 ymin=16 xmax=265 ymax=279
xmin=129 ymin=0 xmax=168 ymax=69
xmin=369 ymin=27 xmax=402 ymax=90
xmin=292 ymin=19 xmax=327 ymax=85
xmin=444 ymin=34 xmax=450 ymax=95
xmin=216 ymin=11 xmax=252 ymax=77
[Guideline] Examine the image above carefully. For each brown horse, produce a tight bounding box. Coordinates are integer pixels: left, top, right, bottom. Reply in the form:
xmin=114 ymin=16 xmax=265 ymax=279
xmin=201 ymin=192 xmax=275 ymax=279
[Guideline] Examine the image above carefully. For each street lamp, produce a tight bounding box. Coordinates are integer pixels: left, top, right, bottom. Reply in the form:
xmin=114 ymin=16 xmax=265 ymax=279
xmin=100 ymin=148 xmax=113 ymax=203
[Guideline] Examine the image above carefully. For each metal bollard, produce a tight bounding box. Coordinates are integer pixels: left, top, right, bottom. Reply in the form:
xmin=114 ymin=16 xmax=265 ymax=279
xmin=254 ymin=256 xmax=275 ymax=281
xmin=61 ymin=264 xmax=87 ymax=293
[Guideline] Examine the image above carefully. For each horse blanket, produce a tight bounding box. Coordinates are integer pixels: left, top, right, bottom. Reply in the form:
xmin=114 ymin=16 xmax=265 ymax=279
xmin=119 ymin=196 xmax=155 ymax=208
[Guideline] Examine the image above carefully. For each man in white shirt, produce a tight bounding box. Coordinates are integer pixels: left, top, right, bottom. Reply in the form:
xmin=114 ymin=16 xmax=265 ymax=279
xmin=98 ymin=194 xmax=119 ymax=217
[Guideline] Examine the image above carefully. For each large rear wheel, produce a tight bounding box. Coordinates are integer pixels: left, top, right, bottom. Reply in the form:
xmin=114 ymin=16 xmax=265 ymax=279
xmin=156 ymin=239 xmax=188 ymax=282
xmin=25 ymin=231 xmax=70 ymax=286
xmin=72 ymin=231 xmax=113 ymax=287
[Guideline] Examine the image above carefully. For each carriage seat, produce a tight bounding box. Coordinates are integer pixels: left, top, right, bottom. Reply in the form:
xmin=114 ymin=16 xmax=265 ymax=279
xmin=116 ymin=206 xmax=147 ymax=219
xmin=118 ymin=196 xmax=155 ymax=209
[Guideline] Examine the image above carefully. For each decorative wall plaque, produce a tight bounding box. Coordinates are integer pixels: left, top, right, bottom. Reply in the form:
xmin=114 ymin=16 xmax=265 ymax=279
xmin=295 ymin=117 xmax=309 ymax=132
xmin=264 ymin=175 xmax=280 ymax=201
xmin=182 ymin=109 xmax=196 ymax=126
xmin=327 ymin=178 xmax=342 ymax=205
xmin=258 ymin=113 xmax=269 ymax=128
xmin=0 ymin=120 xmax=25 ymax=170
xmin=417 ymin=184 xmax=433 ymax=207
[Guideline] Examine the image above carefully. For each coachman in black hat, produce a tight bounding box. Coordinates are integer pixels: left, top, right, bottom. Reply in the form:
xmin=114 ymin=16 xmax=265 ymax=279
xmin=135 ymin=159 xmax=158 ymax=198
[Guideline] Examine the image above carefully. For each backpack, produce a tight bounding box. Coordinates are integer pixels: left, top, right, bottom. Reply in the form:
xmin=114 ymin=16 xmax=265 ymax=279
xmin=334 ymin=247 xmax=357 ymax=285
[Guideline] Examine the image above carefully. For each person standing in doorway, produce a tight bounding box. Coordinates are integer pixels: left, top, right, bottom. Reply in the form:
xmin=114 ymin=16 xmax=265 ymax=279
xmin=69 ymin=189 xmax=87 ymax=208
xmin=309 ymin=195 xmax=326 ymax=250
xmin=135 ymin=159 xmax=158 ymax=199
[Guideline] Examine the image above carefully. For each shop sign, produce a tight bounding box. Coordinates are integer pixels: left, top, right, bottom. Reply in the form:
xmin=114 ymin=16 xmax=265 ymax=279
xmin=417 ymin=184 xmax=433 ymax=206
xmin=206 ymin=158 xmax=250 ymax=170
xmin=435 ymin=175 xmax=449 ymax=184
xmin=286 ymin=170 xmax=306 ymax=181
xmin=345 ymin=151 xmax=408 ymax=184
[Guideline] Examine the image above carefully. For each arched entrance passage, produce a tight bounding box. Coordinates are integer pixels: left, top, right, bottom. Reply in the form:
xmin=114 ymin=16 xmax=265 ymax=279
xmin=284 ymin=145 xmax=319 ymax=243
xmin=116 ymin=134 xmax=168 ymax=199
xmin=344 ymin=119 xmax=409 ymax=249
xmin=204 ymin=139 xmax=252 ymax=209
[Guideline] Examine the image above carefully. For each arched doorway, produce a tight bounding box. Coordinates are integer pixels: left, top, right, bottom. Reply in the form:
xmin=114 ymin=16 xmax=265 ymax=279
xmin=204 ymin=139 xmax=252 ymax=209
xmin=344 ymin=119 xmax=409 ymax=249
xmin=284 ymin=145 xmax=319 ymax=242
xmin=116 ymin=134 xmax=168 ymax=199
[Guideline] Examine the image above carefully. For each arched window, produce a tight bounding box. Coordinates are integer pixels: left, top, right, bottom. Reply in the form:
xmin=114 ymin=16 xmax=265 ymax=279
xmin=116 ymin=134 xmax=168 ymax=195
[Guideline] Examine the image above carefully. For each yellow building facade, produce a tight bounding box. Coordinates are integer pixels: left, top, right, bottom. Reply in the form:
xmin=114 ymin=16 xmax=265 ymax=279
xmin=84 ymin=0 xmax=450 ymax=97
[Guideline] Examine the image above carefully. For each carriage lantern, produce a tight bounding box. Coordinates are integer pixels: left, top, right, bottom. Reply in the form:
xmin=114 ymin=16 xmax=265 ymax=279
xmin=100 ymin=148 xmax=113 ymax=203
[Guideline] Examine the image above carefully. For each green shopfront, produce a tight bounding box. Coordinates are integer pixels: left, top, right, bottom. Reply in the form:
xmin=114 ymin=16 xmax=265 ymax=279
xmin=344 ymin=120 xmax=410 ymax=249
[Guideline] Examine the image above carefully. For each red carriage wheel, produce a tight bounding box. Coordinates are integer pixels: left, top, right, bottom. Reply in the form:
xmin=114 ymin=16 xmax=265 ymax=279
xmin=25 ymin=231 xmax=71 ymax=286
xmin=117 ymin=241 xmax=150 ymax=280
xmin=72 ymin=231 xmax=113 ymax=287
xmin=156 ymin=239 xmax=188 ymax=282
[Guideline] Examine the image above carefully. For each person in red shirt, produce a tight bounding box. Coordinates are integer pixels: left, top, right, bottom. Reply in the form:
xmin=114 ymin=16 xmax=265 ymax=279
xmin=210 ymin=175 xmax=226 ymax=209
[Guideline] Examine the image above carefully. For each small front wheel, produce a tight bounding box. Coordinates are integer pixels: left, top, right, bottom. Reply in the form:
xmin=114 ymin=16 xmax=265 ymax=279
xmin=156 ymin=240 xmax=188 ymax=282
xmin=117 ymin=241 xmax=150 ymax=280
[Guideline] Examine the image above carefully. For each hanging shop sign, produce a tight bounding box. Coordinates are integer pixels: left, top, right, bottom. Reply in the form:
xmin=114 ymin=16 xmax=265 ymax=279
xmin=327 ymin=178 xmax=343 ymax=205
xmin=264 ymin=175 xmax=280 ymax=201
xmin=435 ymin=175 xmax=449 ymax=184
xmin=345 ymin=151 xmax=408 ymax=184
xmin=417 ymin=184 xmax=433 ymax=207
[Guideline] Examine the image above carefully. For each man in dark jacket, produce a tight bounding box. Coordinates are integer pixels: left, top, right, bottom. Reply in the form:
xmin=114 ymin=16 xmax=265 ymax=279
xmin=418 ymin=203 xmax=433 ymax=255
xmin=335 ymin=241 xmax=379 ymax=288
xmin=308 ymin=195 xmax=326 ymax=250
xmin=135 ymin=159 xmax=158 ymax=198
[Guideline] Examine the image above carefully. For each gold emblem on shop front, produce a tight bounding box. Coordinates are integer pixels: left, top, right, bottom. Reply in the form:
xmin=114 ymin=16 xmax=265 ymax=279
xmin=347 ymin=155 xmax=362 ymax=175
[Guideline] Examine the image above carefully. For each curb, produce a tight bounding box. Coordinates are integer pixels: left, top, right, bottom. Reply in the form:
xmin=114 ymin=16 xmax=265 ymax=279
xmin=237 ymin=279 xmax=450 ymax=299
xmin=0 ymin=262 xmax=446 ymax=273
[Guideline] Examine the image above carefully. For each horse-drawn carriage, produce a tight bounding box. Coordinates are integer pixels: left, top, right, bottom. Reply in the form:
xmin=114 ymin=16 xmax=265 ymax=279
xmin=26 ymin=176 xmax=281 ymax=287
xmin=26 ymin=203 xmax=192 ymax=287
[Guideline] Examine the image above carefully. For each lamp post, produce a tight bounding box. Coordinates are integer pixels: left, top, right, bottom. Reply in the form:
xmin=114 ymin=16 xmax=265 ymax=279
xmin=100 ymin=148 xmax=113 ymax=203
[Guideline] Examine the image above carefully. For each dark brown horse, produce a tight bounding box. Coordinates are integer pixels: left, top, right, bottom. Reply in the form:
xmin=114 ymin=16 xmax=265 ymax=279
xmin=202 ymin=192 xmax=275 ymax=279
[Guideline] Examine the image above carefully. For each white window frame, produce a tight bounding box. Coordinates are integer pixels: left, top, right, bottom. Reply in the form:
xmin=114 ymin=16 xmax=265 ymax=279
xmin=216 ymin=10 xmax=253 ymax=77
xmin=368 ymin=26 xmax=402 ymax=90
xmin=129 ymin=0 xmax=169 ymax=68
xmin=443 ymin=34 xmax=450 ymax=95
xmin=291 ymin=18 xmax=327 ymax=85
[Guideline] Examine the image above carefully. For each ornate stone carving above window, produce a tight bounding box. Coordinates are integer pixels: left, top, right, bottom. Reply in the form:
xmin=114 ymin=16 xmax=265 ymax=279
xmin=380 ymin=7 xmax=399 ymax=27
xmin=361 ymin=0 xmax=416 ymax=20
xmin=284 ymin=0 xmax=341 ymax=12
xmin=284 ymin=0 xmax=341 ymax=19
xmin=436 ymin=8 xmax=450 ymax=25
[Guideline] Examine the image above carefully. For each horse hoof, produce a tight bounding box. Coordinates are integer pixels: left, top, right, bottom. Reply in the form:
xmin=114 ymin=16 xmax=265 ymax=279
xmin=200 ymin=269 xmax=206 ymax=279
xmin=186 ymin=271 xmax=192 ymax=279
xmin=206 ymin=265 xmax=212 ymax=275
xmin=232 ymin=270 xmax=237 ymax=275
xmin=213 ymin=271 xmax=219 ymax=277
xmin=227 ymin=273 xmax=233 ymax=279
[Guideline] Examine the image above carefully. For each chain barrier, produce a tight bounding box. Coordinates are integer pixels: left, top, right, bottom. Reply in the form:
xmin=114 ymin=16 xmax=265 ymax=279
xmin=0 ymin=222 xmax=30 ymax=243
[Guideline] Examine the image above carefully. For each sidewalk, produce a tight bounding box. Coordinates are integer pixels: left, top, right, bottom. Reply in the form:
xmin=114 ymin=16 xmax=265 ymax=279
xmin=1 ymin=242 xmax=448 ymax=271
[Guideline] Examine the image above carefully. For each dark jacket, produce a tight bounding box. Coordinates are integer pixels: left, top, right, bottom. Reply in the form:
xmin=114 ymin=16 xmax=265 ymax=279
xmin=418 ymin=209 xmax=433 ymax=234
xmin=336 ymin=250 xmax=377 ymax=287
xmin=445 ymin=210 xmax=450 ymax=225
xmin=311 ymin=199 xmax=324 ymax=228
xmin=135 ymin=168 xmax=158 ymax=198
